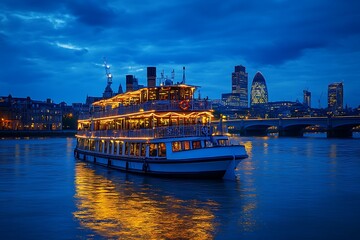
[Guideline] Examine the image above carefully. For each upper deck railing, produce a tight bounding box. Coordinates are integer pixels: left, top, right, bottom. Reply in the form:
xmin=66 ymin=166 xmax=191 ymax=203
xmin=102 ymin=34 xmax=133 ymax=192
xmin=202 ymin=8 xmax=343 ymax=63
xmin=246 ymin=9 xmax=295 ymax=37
xmin=79 ymin=99 xmax=212 ymax=120
xmin=76 ymin=125 xmax=213 ymax=139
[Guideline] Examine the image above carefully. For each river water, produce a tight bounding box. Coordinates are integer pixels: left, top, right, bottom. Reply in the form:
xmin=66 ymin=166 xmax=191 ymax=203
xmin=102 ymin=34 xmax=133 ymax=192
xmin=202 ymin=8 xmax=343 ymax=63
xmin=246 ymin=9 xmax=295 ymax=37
xmin=0 ymin=136 xmax=359 ymax=239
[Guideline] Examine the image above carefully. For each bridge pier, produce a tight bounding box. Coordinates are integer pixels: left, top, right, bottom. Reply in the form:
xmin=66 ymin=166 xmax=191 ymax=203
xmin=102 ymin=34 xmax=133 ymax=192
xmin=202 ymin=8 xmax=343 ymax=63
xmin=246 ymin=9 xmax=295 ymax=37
xmin=327 ymin=129 xmax=353 ymax=138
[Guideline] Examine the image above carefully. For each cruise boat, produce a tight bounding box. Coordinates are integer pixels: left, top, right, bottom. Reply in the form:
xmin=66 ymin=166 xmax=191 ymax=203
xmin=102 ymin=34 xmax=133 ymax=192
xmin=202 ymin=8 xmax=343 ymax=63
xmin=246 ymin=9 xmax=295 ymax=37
xmin=74 ymin=69 xmax=248 ymax=178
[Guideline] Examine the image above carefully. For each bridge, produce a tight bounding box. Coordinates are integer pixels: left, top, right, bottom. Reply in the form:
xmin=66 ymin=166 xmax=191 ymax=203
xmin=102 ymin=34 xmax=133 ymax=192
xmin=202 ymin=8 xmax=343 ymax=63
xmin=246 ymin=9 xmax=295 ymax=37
xmin=212 ymin=116 xmax=360 ymax=138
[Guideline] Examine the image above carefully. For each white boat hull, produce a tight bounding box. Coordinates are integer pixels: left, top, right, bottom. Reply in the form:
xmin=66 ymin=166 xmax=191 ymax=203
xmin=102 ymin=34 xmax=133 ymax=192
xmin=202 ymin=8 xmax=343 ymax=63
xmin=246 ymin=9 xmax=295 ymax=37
xmin=74 ymin=147 xmax=247 ymax=178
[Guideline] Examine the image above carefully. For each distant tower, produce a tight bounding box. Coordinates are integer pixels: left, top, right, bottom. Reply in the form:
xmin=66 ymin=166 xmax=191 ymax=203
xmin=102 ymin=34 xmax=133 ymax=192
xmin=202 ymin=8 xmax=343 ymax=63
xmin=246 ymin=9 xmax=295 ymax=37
xmin=328 ymin=82 xmax=343 ymax=112
xmin=182 ymin=66 xmax=186 ymax=84
xmin=118 ymin=84 xmax=123 ymax=94
xmin=102 ymin=58 xmax=114 ymax=99
xmin=147 ymin=67 xmax=156 ymax=87
xmin=303 ymin=90 xmax=311 ymax=108
xmin=232 ymin=65 xmax=248 ymax=107
xmin=250 ymin=72 xmax=268 ymax=106
xmin=171 ymin=69 xmax=175 ymax=80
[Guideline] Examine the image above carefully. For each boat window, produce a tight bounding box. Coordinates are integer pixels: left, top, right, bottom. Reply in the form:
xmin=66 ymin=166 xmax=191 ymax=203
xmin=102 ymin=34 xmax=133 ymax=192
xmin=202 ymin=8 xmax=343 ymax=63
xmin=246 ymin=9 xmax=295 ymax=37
xmin=130 ymin=143 xmax=135 ymax=155
xmin=114 ymin=141 xmax=118 ymax=154
xmin=149 ymin=144 xmax=158 ymax=157
xmin=83 ymin=139 xmax=88 ymax=150
xmin=192 ymin=140 xmax=201 ymax=149
xmin=158 ymin=143 xmax=166 ymax=157
xmin=109 ymin=141 xmax=113 ymax=154
xmin=218 ymin=139 xmax=228 ymax=146
xmin=99 ymin=141 xmax=103 ymax=153
xmin=205 ymin=140 xmax=213 ymax=148
xmin=182 ymin=141 xmax=190 ymax=150
xmin=104 ymin=141 xmax=108 ymax=154
xmin=140 ymin=144 xmax=146 ymax=157
xmin=134 ymin=143 xmax=140 ymax=156
xmin=125 ymin=142 xmax=130 ymax=155
xmin=90 ymin=140 xmax=95 ymax=151
xmin=95 ymin=140 xmax=99 ymax=151
xmin=119 ymin=142 xmax=123 ymax=155
xmin=159 ymin=89 xmax=169 ymax=100
xmin=172 ymin=141 xmax=181 ymax=152
xmin=148 ymin=89 xmax=157 ymax=101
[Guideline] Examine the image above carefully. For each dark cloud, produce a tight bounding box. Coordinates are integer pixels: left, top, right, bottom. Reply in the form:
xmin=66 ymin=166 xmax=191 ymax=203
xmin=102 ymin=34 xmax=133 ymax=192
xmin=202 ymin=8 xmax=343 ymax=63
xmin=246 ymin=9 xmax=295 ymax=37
xmin=0 ymin=0 xmax=63 ymax=12
xmin=0 ymin=0 xmax=359 ymax=105
xmin=66 ymin=0 xmax=117 ymax=27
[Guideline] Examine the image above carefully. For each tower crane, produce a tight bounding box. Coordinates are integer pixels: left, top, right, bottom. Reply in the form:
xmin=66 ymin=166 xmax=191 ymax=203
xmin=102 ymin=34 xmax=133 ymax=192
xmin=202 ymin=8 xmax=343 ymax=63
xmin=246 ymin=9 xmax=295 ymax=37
xmin=103 ymin=57 xmax=113 ymax=87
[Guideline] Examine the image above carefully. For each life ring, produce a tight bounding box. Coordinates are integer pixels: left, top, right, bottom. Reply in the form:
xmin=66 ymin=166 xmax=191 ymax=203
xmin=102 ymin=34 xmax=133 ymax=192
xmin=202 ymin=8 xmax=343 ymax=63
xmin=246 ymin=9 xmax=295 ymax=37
xmin=179 ymin=100 xmax=190 ymax=111
xmin=202 ymin=126 xmax=209 ymax=135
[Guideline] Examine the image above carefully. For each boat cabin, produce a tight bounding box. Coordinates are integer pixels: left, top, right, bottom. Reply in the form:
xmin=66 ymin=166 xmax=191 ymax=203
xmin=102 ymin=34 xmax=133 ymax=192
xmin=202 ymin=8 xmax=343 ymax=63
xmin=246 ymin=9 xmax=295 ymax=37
xmin=76 ymin=136 xmax=231 ymax=160
xmin=77 ymin=85 xmax=213 ymax=138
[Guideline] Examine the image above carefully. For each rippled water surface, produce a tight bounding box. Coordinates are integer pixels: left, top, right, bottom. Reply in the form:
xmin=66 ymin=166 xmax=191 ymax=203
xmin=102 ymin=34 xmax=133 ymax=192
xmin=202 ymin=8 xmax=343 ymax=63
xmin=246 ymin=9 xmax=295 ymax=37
xmin=0 ymin=136 xmax=359 ymax=239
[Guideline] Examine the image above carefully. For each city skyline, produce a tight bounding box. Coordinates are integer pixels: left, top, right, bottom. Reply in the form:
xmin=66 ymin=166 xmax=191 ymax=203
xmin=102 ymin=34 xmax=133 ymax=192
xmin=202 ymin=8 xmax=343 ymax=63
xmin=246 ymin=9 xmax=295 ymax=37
xmin=1 ymin=0 xmax=360 ymax=107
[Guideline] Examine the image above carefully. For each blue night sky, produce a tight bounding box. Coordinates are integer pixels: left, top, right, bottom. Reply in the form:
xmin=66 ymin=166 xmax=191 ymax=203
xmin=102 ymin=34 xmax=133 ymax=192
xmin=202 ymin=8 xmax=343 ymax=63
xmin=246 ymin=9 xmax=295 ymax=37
xmin=1 ymin=0 xmax=359 ymax=107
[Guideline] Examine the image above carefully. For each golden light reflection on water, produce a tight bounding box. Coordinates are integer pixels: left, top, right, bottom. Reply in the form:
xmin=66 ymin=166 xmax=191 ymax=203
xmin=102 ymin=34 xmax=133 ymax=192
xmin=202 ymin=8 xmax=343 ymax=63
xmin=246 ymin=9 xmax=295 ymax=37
xmin=240 ymin=141 xmax=253 ymax=157
xmin=73 ymin=163 xmax=218 ymax=239
xmin=329 ymin=144 xmax=337 ymax=159
xmin=231 ymin=138 xmax=257 ymax=231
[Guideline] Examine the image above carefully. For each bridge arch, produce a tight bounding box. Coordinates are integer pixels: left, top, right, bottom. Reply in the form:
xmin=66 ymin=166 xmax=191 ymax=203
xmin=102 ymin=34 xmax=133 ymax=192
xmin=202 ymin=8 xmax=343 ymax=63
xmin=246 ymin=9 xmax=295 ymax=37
xmin=327 ymin=123 xmax=359 ymax=138
xmin=243 ymin=124 xmax=275 ymax=136
xmin=279 ymin=124 xmax=312 ymax=137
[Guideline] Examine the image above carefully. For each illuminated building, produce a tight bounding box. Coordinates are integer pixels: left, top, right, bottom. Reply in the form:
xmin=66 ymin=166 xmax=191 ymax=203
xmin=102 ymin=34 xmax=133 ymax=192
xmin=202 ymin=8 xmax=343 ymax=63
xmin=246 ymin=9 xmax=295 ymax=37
xmin=328 ymin=82 xmax=343 ymax=113
xmin=303 ymin=90 xmax=311 ymax=108
xmin=232 ymin=65 xmax=248 ymax=107
xmin=221 ymin=93 xmax=241 ymax=107
xmin=222 ymin=65 xmax=248 ymax=107
xmin=0 ymin=95 xmax=62 ymax=130
xmin=250 ymin=72 xmax=268 ymax=106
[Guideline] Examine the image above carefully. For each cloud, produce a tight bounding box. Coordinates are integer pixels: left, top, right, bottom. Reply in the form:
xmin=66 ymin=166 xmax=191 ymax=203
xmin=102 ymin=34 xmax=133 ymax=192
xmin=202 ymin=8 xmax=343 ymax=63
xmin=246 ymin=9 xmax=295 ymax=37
xmin=55 ymin=42 xmax=89 ymax=56
xmin=0 ymin=0 xmax=359 ymax=105
xmin=65 ymin=0 xmax=117 ymax=27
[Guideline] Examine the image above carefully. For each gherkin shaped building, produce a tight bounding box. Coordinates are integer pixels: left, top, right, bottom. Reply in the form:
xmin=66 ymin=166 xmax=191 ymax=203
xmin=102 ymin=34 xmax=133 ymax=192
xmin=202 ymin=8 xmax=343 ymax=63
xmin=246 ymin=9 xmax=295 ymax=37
xmin=250 ymin=72 xmax=268 ymax=106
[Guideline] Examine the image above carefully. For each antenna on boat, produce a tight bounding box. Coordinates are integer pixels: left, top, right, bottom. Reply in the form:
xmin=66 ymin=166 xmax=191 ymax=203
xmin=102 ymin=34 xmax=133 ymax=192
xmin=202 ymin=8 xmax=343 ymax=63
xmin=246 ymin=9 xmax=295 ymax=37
xmin=159 ymin=70 xmax=165 ymax=86
xmin=182 ymin=66 xmax=186 ymax=84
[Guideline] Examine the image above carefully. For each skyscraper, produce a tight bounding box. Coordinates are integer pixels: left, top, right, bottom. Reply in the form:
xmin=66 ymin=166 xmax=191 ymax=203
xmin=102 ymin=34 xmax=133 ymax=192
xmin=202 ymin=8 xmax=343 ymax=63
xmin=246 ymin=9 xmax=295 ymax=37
xmin=328 ymin=82 xmax=343 ymax=111
xmin=231 ymin=65 xmax=248 ymax=107
xmin=250 ymin=72 xmax=268 ymax=106
xmin=303 ymin=90 xmax=311 ymax=108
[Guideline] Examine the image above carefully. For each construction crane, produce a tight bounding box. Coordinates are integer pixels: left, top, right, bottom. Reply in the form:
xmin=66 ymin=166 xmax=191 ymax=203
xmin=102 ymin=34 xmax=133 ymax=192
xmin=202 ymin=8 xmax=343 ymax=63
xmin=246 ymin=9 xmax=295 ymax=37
xmin=103 ymin=57 xmax=113 ymax=86
xmin=102 ymin=57 xmax=114 ymax=99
